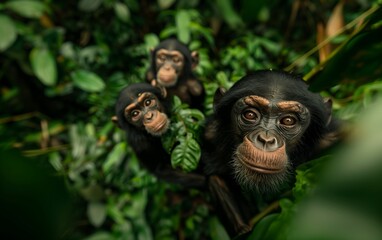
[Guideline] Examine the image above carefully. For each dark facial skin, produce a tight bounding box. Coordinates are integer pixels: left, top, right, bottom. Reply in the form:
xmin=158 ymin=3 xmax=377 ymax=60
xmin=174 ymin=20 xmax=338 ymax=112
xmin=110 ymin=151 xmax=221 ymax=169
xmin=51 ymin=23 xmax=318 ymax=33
xmin=146 ymin=39 xmax=205 ymax=110
xmin=155 ymin=49 xmax=185 ymax=87
xmin=231 ymin=95 xmax=311 ymax=192
xmin=124 ymin=91 xmax=169 ymax=136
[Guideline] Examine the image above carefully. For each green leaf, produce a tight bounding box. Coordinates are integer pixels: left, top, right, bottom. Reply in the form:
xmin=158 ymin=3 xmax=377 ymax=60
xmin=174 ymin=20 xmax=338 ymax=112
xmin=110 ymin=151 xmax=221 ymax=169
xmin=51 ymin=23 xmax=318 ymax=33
xmin=248 ymin=214 xmax=279 ymax=240
xmin=71 ymin=70 xmax=105 ymax=92
xmin=5 ymin=0 xmax=48 ymax=18
xmin=114 ymin=2 xmax=130 ymax=23
xmin=158 ymin=0 xmax=175 ymax=9
xmin=171 ymin=134 xmax=201 ymax=172
xmin=78 ymin=0 xmax=102 ymax=12
xmin=0 ymin=15 xmax=17 ymax=51
xmin=176 ymin=10 xmax=191 ymax=44
xmin=214 ymin=0 xmax=244 ymax=29
xmin=83 ymin=232 xmax=113 ymax=240
xmin=103 ymin=142 xmax=126 ymax=173
xmin=87 ymin=202 xmax=106 ymax=227
xmin=209 ymin=216 xmax=230 ymax=240
xmin=30 ymin=48 xmax=57 ymax=86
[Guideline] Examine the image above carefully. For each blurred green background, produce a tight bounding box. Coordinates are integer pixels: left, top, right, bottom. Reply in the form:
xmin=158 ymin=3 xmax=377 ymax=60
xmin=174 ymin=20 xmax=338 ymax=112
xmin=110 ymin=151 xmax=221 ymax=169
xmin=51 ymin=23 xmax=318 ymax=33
xmin=1 ymin=0 xmax=382 ymax=239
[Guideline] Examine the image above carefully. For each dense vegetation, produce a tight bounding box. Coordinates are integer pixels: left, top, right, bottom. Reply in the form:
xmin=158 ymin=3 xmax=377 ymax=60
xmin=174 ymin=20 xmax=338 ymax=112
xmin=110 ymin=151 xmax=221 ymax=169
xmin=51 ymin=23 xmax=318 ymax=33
xmin=1 ymin=0 xmax=382 ymax=239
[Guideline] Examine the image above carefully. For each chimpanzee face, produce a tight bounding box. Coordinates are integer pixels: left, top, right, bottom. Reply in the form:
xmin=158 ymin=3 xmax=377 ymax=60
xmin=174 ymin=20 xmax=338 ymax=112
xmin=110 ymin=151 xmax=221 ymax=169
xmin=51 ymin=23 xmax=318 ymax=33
xmin=155 ymin=49 xmax=185 ymax=87
xmin=123 ymin=92 xmax=169 ymax=136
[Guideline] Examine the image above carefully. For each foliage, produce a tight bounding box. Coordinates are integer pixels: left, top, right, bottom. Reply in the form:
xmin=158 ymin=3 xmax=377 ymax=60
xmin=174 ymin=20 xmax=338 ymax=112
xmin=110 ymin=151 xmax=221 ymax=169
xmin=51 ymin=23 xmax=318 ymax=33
xmin=162 ymin=96 xmax=204 ymax=172
xmin=1 ymin=0 xmax=382 ymax=239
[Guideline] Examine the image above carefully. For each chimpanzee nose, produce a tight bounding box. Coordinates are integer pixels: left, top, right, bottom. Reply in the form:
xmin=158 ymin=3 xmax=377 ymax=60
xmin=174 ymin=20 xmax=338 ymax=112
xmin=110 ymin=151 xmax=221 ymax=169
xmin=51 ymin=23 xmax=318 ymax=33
xmin=253 ymin=132 xmax=279 ymax=151
xmin=144 ymin=112 xmax=154 ymax=121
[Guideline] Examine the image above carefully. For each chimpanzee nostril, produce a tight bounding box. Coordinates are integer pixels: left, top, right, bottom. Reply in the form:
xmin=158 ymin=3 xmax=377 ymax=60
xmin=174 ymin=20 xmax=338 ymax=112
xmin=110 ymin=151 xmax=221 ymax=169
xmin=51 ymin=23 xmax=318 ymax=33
xmin=257 ymin=132 xmax=276 ymax=144
xmin=254 ymin=132 xmax=279 ymax=151
xmin=145 ymin=112 xmax=154 ymax=121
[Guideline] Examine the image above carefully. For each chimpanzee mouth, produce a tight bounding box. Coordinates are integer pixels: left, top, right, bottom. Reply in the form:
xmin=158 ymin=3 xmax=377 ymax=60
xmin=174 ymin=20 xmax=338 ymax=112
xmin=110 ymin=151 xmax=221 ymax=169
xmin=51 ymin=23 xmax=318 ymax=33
xmin=146 ymin=117 xmax=170 ymax=136
xmin=237 ymin=155 xmax=284 ymax=174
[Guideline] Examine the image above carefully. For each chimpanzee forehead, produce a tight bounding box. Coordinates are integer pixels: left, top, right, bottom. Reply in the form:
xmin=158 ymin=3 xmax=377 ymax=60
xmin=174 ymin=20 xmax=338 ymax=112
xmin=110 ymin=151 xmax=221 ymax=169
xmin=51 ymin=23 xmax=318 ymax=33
xmin=156 ymin=49 xmax=184 ymax=57
xmin=155 ymin=39 xmax=191 ymax=56
xmin=125 ymin=92 xmax=155 ymax=112
xmin=242 ymin=95 xmax=306 ymax=113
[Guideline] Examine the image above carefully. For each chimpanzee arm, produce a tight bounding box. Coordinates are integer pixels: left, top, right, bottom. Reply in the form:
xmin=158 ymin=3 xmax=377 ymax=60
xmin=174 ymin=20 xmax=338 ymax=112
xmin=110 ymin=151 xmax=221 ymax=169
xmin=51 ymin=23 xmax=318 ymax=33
xmin=208 ymin=175 xmax=251 ymax=236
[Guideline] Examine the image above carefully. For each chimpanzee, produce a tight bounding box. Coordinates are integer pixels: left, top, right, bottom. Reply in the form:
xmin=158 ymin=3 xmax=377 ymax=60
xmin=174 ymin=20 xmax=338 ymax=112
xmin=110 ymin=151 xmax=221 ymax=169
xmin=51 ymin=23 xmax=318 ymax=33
xmin=113 ymin=83 xmax=206 ymax=188
xmin=146 ymin=38 xmax=205 ymax=110
xmin=202 ymin=70 xmax=341 ymax=236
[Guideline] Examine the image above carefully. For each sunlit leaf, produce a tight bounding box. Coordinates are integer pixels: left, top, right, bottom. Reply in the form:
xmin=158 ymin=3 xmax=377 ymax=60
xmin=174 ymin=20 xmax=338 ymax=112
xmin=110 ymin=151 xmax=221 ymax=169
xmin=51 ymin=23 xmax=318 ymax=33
xmin=103 ymin=142 xmax=126 ymax=173
xmin=176 ymin=10 xmax=191 ymax=44
xmin=158 ymin=0 xmax=175 ymax=9
xmin=83 ymin=232 xmax=113 ymax=240
xmin=144 ymin=34 xmax=160 ymax=51
xmin=114 ymin=2 xmax=130 ymax=23
xmin=78 ymin=0 xmax=102 ymax=12
xmin=30 ymin=48 xmax=57 ymax=86
xmin=87 ymin=202 xmax=106 ymax=227
xmin=71 ymin=70 xmax=105 ymax=92
xmin=0 ymin=15 xmax=17 ymax=51
xmin=326 ymin=0 xmax=345 ymax=38
xmin=5 ymin=0 xmax=48 ymax=18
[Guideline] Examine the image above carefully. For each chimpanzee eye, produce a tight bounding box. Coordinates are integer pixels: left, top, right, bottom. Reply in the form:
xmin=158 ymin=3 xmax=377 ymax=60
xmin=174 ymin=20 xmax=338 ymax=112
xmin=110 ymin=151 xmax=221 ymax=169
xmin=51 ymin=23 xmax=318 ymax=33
xmin=280 ymin=116 xmax=297 ymax=126
xmin=144 ymin=99 xmax=151 ymax=106
xmin=242 ymin=110 xmax=259 ymax=121
xmin=131 ymin=110 xmax=141 ymax=119
xmin=173 ymin=57 xmax=180 ymax=63
xmin=157 ymin=54 xmax=166 ymax=62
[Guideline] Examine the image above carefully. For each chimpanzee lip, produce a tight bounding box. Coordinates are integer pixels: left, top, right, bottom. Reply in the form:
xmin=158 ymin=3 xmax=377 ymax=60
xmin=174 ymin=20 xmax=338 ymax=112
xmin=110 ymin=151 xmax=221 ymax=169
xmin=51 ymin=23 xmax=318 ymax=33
xmin=158 ymin=74 xmax=174 ymax=82
xmin=238 ymin=155 xmax=284 ymax=174
xmin=153 ymin=118 xmax=167 ymax=131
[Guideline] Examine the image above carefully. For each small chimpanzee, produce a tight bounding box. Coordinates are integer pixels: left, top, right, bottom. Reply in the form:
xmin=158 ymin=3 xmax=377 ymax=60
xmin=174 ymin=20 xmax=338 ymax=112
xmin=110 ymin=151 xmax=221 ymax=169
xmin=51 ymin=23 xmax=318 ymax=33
xmin=146 ymin=38 xmax=205 ymax=110
xmin=202 ymin=70 xmax=341 ymax=236
xmin=113 ymin=83 xmax=206 ymax=188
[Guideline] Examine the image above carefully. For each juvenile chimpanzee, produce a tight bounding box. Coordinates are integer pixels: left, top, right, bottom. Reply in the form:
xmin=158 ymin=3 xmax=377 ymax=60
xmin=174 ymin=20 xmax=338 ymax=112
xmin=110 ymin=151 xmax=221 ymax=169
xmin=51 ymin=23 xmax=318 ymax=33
xmin=202 ymin=70 xmax=341 ymax=236
xmin=146 ymin=39 xmax=205 ymax=110
xmin=113 ymin=83 xmax=206 ymax=188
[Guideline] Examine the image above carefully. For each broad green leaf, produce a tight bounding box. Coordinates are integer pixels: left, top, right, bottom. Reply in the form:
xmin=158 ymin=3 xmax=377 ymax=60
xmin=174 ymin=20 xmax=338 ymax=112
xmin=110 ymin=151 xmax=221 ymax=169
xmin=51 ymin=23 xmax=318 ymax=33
xmin=78 ymin=0 xmax=102 ymax=12
xmin=214 ymin=0 xmax=244 ymax=29
xmin=87 ymin=202 xmax=106 ymax=227
xmin=83 ymin=232 xmax=113 ymax=240
xmin=144 ymin=34 xmax=160 ymax=50
xmin=0 ymin=15 xmax=17 ymax=51
xmin=5 ymin=0 xmax=48 ymax=18
xmin=171 ymin=134 xmax=201 ymax=172
xmin=103 ymin=142 xmax=126 ymax=173
xmin=158 ymin=0 xmax=175 ymax=9
xmin=176 ymin=10 xmax=191 ymax=44
xmin=30 ymin=48 xmax=57 ymax=86
xmin=114 ymin=2 xmax=130 ymax=23
xmin=248 ymin=214 xmax=279 ymax=240
xmin=209 ymin=217 xmax=230 ymax=240
xmin=71 ymin=70 xmax=105 ymax=92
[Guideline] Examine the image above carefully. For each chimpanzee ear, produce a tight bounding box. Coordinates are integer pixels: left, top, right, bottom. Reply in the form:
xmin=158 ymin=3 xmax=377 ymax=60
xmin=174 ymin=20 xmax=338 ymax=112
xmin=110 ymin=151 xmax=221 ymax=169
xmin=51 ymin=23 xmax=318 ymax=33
xmin=111 ymin=116 xmax=122 ymax=129
xmin=191 ymin=51 xmax=199 ymax=70
xmin=213 ymin=87 xmax=226 ymax=110
xmin=323 ymin=98 xmax=333 ymax=127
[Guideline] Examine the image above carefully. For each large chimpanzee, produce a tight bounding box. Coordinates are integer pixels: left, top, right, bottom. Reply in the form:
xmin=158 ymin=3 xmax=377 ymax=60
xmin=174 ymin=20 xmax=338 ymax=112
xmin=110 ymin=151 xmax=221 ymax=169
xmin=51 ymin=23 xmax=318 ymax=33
xmin=113 ymin=83 xmax=206 ymax=188
xmin=146 ymin=39 xmax=205 ymax=110
xmin=202 ymin=70 xmax=341 ymax=236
